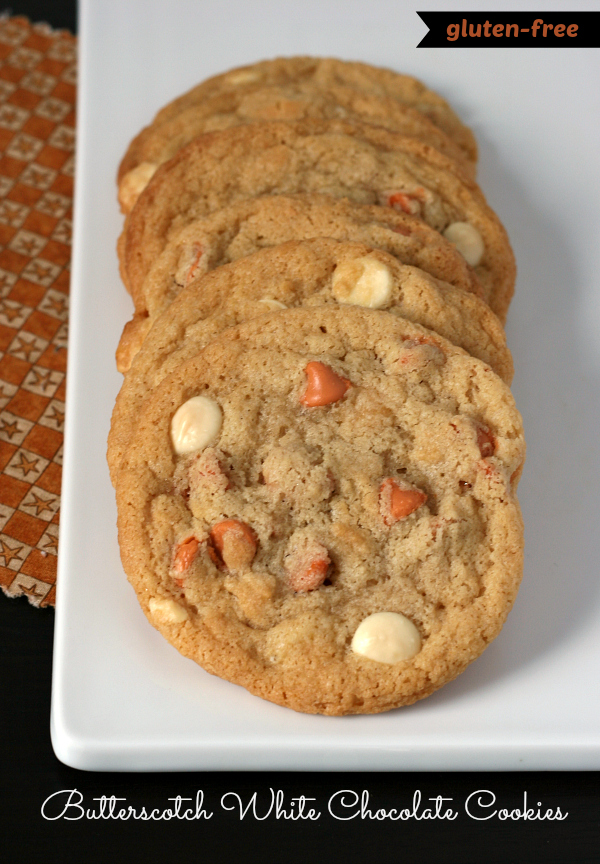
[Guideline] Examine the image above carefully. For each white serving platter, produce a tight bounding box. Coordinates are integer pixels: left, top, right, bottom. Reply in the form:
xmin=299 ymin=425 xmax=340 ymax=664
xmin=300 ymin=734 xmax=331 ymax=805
xmin=51 ymin=0 xmax=600 ymax=770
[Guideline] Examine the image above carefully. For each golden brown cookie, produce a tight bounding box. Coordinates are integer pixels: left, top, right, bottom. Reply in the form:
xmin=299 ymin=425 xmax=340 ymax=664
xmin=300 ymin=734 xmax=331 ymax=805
xmin=150 ymin=57 xmax=477 ymax=163
xmin=116 ymin=193 xmax=483 ymax=372
xmin=108 ymin=238 xmax=512 ymax=485
xmin=118 ymin=120 xmax=514 ymax=322
xmin=115 ymin=305 xmax=525 ymax=715
xmin=118 ymin=79 xmax=475 ymax=213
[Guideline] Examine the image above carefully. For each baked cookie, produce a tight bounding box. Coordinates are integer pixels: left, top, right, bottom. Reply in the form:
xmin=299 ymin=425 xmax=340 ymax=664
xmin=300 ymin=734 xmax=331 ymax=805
xmin=117 ymin=193 xmax=483 ymax=372
xmin=118 ymin=119 xmax=514 ymax=322
xmin=108 ymin=238 xmax=513 ymax=485
xmin=115 ymin=306 xmax=525 ymax=715
xmin=148 ymin=57 xmax=477 ymax=164
xmin=118 ymin=80 xmax=475 ymax=213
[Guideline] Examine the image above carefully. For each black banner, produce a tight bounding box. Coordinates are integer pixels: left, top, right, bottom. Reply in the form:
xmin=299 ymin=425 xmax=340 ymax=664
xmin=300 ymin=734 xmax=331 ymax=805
xmin=417 ymin=11 xmax=600 ymax=47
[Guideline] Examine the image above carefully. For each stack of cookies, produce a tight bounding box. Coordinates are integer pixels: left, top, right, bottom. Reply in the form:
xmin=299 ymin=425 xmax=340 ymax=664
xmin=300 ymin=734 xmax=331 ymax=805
xmin=108 ymin=57 xmax=525 ymax=716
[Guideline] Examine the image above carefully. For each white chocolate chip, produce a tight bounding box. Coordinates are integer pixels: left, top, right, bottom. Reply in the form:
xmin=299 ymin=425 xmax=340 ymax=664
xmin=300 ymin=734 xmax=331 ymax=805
xmin=225 ymin=69 xmax=261 ymax=85
xmin=443 ymin=222 xmax=485 ymax=267
xmin=171 ymin=395 xmax=223 ymax=455
xmin=118 ymin=161 xmax=157 ymax=213
xmin=148 ymin=597 xmax=189 ymax=624
xmin=331 ymin=257 xmax=393 ymax=309
xmin=351 ymin=612 xmax=421 ymax=663
xmin=258 ymin=297 xmax=287 ymax=311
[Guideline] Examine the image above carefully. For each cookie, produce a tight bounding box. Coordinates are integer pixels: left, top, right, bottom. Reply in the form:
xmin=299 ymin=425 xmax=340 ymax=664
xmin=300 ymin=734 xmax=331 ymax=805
xmin=149 ymin=57 xmax=477 ymax=164
xmin=115 ymin=305 xmax=525 ymax=715
xmin=118 ymin=119 xmax=514 ymax=322
xmin=108 ymin=238 xmax=513 ymax=485
xmin=117 ymin=193 xmax=483 ymax=372
xmin=118 ymin=80 xmax=475 ymax=213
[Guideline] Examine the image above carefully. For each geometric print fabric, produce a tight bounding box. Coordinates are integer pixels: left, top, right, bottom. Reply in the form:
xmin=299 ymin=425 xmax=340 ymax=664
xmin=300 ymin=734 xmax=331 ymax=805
xmin=0 ymin=17 xmax=76 ymax=607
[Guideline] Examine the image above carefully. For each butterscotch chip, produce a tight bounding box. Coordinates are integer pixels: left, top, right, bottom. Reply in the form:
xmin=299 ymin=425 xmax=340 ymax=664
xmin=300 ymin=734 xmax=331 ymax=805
xmin=210 ymin=520 xmax=258 ymax=573
xmin=115 ymin=306 xmax=525 ymax=715
xmin=379 ymin=477 xmax=427 ymax=524
xmin=118 ymin=119 xmax=514 ymax=322
xmin=284 ymin=536 xmax=331 ymax=593
xmin=108 ymin=238 xmax=513 ymax=485
xmin=300 ymin=361 xmax=352 ymax=407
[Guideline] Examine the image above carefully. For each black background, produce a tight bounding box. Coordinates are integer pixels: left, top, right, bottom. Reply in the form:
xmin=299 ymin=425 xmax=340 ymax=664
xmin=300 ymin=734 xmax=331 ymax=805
xmin=0 ymin=2 xmax=598 ymax=861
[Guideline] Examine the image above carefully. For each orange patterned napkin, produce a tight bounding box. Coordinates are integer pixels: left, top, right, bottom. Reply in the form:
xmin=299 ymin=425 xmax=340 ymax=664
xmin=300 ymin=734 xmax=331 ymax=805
xmin=0 ymin=17 xmax=76 ymax=607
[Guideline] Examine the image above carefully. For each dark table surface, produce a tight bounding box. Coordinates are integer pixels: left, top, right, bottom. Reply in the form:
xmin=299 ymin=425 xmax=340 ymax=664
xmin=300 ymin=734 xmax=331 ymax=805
xmin=1 ymin=2 xmax=598 ymax=862
xmin=3 ymin=590 xmax=598 ymax=863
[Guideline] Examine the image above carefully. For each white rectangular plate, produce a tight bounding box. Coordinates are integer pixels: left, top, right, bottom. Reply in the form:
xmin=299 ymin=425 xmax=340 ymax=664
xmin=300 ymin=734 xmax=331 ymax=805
xmin=51 ymin=0 xmax=600 ymax=770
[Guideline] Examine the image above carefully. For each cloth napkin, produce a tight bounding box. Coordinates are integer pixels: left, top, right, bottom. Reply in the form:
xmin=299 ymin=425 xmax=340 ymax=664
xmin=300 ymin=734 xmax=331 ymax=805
xmin=0 ymin=16 xmax=76 ymax=607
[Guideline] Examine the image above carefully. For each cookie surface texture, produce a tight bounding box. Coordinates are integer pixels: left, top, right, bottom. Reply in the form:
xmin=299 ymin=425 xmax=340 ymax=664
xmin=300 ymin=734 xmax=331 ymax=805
xmin=116 ymin=193 xmax=483 ymax=372
xmin=119 ymin=119 xmax=514 ymax=321
xmin=117 ymin=78 xmax=475 ymax=212
xmin=160 ymin=57 xmax=477 ymax=158
xmin=108 ymin=239 xmax=513 ymax=483
xmin=115 ymin=306 xmax=525 ymax=715
xmin=122 ymin=56 xmax=477 ymax=173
